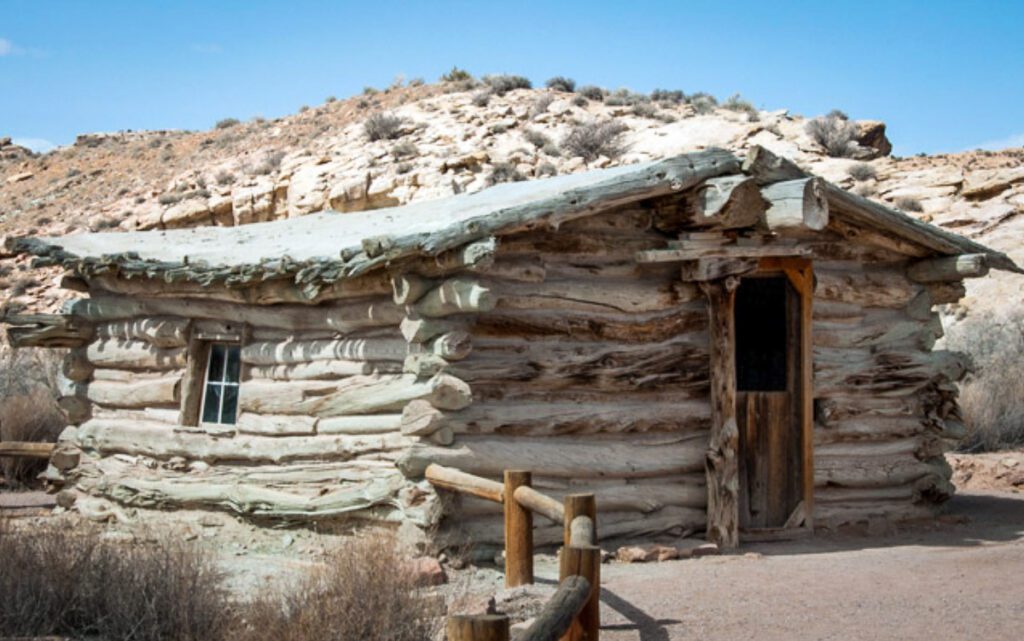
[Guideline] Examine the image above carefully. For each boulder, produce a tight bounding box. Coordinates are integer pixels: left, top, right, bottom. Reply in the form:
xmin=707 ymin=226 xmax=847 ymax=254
xmin=855 ymin=120 xmax=892 ymax=158
xmin=409 ymin=556 xmax=447 ymax=586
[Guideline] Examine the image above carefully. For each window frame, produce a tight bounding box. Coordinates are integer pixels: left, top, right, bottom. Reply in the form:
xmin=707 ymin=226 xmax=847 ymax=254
xmin=198 ymin=342 xmax=241 ymax=426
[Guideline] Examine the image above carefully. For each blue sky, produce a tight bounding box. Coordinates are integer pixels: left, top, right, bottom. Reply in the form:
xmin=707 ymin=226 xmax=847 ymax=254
xmin=2 ymin=1 xmax=1022 ymax=156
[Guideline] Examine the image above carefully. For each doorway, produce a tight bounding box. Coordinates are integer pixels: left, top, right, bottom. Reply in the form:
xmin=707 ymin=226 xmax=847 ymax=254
xmin=734 ymin=266 xmax=811 ymax=530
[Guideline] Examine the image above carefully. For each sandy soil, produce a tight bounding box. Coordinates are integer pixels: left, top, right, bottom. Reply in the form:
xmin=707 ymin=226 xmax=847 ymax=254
xmin=584 ymin=490 xmax=1024 ymax=641
xmin=3 ymin=486 xmax=1023 ymax=640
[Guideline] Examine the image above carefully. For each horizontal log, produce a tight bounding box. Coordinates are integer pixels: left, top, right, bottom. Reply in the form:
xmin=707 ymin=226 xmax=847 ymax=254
xmin=452 ymin=335 xmax=709 ymax=391
xmin=924 ymin=281 xmax=966 ymax=305
xmin=236 ymin=413 xmax=317 ymax=436
xmin=317 ymin=414 xmax=403 ymax=435
xmin=414 ymin=278 xmax=496 ymax=317
xmin=513 ymin=485 xmax=565 ymax=523
xmin=87 ymin=375 xmax=181 ymax=408
xmin=0 ymin=441 xmax=55 ymax=459
xmin=814 ymin=268 xmax=922 ymax=308
xmin=86 ymin=340 xmax=187 ymax=370
xmin=815 ymin=348 xmax=971 ymax=396
xmin=569 ymin=515 xmax=596 ymax=546
xmin=813 ymin=314 xmax=942 ymax=351
xmin=239 ymin=373 xmax=472 ymax=416
xmin=741 ymin=145 xmax=808 ymax=185
xmin=428 ymin=331 xmax=473 ymax=360
xmin=447 ymin=506 xmax=705 ymax=546
xmin=246 ymin=360 xmax=401 ymax=380
xmin=76 ymin=418 xmax=410 ymax=463
xmin=474 ymin=305 xmax=706 ymax=343
xmin=426 ymin=463 xmax=505 ymax=503
xmin=67 ymin=294 xmax=405 ymax=333
xmin=100 ymin=470 xmax=410 ymax=520
xmin=405 ymin=401 xmax=710 ymax=436
xmin=399 ymin=433 xmax=707 ymax=479
xmin=95 ymin=317 xmax=190 ymax=348
xmin=241 ymin=338 xmax=409 ymax=365
xmin=691 ymin=175 xmax=766 ymax=229
xmin=762 ymin=177 xmax=829 ymax=231
xmin=814 ymin=454 xmax=948 ymax=489
xmin=814 ymin=500 xmax=937 ymax=528
xmin=907 ymin=253 xmax=988 ymax=282
xmin=3 ymin=313 xmax=94 ymax=348
xmin=399 ymin=316 xmax=466 ymax=343
xmin=492 ymin=278 xmax=698 ymax=314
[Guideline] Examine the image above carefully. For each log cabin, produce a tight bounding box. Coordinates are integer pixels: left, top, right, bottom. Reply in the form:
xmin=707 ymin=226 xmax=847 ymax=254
xmin=4 ymin=146 xmax=1019 ymax=548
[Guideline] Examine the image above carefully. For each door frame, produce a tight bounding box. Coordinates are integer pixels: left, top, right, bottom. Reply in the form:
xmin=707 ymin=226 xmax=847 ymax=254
xmin=743 ymin=256 xmax=814 ymax=535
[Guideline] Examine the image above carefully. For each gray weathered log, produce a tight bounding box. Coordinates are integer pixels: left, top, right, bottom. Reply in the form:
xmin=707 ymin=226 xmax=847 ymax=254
xmin=414 ymin=278 xmax=496 ymax=317
xmin=95 ymin=317 xmax=190 ymax=348
xmin=691 ymin=175 xmax=767 ymax=229
xmin=907 ymin=254 xmax=988 ymax=282
xmin=741 ymin=145 xmax=808 ymax=185
xmin=762 ymin=177 xmax=829 ymax=232
xmin=85 ymin=340 xmax=187 ymax=370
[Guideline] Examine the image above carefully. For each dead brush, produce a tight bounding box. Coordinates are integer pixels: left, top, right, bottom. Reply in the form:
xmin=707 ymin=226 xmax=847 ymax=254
xmin=0 ymin=520 xmax=230 ymax=641
xmin=234 ymin=533 xmax=443 ymax=641
xmin=0 ymin=347 xmax=64 ymax=486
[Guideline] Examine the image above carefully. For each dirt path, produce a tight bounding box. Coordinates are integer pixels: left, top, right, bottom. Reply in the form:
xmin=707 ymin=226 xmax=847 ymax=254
xmin=569 ymin=491 xmax=1024 ymax=641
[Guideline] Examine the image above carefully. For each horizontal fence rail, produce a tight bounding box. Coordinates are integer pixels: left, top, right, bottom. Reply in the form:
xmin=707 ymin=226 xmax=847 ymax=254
xmin=425 ymin=463 xmax=600 ymax=641
xmin=0 ymin=441 xmax=55 ymax=459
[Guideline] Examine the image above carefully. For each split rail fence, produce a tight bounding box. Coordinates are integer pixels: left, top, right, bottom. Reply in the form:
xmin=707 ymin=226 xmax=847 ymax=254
xmin=426 ymin=463 xmax=601 ymax=641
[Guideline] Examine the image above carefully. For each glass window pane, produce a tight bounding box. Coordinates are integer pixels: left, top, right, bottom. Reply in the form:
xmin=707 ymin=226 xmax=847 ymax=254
xmin=221 ymin=385 xmax=239 ymax=425
xmin=202 ymin=384 xmax=222 ymax=423
xmin=225 ymin=346 xmax=241 ymax=383
xmin=207 ymin=344 xmax=226 ymax=382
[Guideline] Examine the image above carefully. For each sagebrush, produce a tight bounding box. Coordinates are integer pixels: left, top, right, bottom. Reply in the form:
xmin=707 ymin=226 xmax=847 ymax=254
xmin=561 ymin=120 xmax=629 ymax=162
xmin=364 ymin=112 xmax=406 ymax=141
xmin=806 ymin=109 xmax=859 ymax=157
xmin=945 ymin=307 xmax=1024 ymax=451
xmin=0 ymin=347 xmax=64 ymax=486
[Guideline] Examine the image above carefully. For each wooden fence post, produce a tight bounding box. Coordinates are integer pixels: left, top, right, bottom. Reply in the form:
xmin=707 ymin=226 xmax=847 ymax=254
xmin=563 ymin=493 xmax=597 ymax=547
xmin=448 ymin=614 xmax=510 ymax=641
xmin=504 ymin=469 xmax=533 ymax=587
xmin=559 ymin=544 xmax=601 ymax=641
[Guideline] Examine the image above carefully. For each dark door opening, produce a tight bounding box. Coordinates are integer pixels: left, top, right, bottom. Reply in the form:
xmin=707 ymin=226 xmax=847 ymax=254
xmin=735 ymin=275 xmax=804 ymax=529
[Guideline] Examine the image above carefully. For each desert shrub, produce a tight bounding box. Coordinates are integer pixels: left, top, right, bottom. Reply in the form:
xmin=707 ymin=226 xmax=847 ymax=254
xmin=363 ymin=86 xmax=378 ymax=95
xmin=441 ymin=66 xmax=472 ymax=82
xmin=408 ymin=77 xmax=424 ymax=87
xmin=471 ymin=90 xmax=492 ymax=107
xmin=364 ymin=112 xmax=406 ymax=141
xmin=396 ymin=162 xmax=413 ymax=174
xmin=561 ymin=120 xmax=629 ymax=162
xmin=604 ymin=88 xmax=649 ymax=107
xmin=577 ymin=85 xmax=606 ymax=101
xmin=0 ymin=521 xmax=229 ymax=641
xmin=541 ymin=142 xmax=561 ymax=157
xmin=632 ymin=103 xmax=659 ymax=119
xmin=215 ymin=118 xmax=240 ymax=129
xmin=545 ymin=76 xmax=576 ymax=92
xmin=486 ymin=161 xmax=526 ymax=185
xmin=946 ymin=308 xmax=1024 ymax=451
xmin=482 ymin=74 xmax=532 ymax=95
xmin=0 ymin=348 xmax=63 ymax=486
xmin=848 ymin=162 xmax=877 ymax=182
xmin=688 ymin=92 xmax=718 ymax=114
xmin=805 ymin=109 xmax=859 ymax=158
xmin=894 ymin=196 xmax=924 ymax=212
xmin=325 ymin=95 xmax=337 ymax=103
xmin=215 ymin=169 xmax=236 ymax=185
xmin=651 ymin=88 xmax=685 ymax=104
xmin=522 ymin=128 xmax=552 ymax=149
xmin=157 ymin=192 xmax=183 ymax=205
xmin=723 ymin=93 xmax=758 ymax=119
xmin=532 ymin=93 xmax=554 ymax=115
xmin=853 ymin=183 xmax=877 ymax=198
xmin=537 ymin=162 xmax=558 ymax=177
xmin=235 ymin=534 xmax=442 ymax=641
xmin=572 ymin=95 xmax=588 ymax=107
xmin=391 ymin=141 xmax=419 ymax=159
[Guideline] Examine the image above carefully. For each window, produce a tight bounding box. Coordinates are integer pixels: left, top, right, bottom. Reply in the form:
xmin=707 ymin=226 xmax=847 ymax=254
xmin=735 ymin=277 xmax=789 ymax=391
xmin=200 ymin=343 xmax=241 ymax=425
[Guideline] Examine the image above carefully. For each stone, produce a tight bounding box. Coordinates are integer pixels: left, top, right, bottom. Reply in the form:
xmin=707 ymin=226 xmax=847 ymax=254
xmin=7 ymin=171 xmax=34 ymax=183
xmin=854 ymin=120 xmax=892 ymax=158
xmin=408 ymin=556 xmax=447 ymax=586
xmin=615 ymin=544 xmax=679 ymax=563
xmin=692 ymin=543 xmax=720 ymax=557
xmin=55 ymin=489 xmax=78 ymax=508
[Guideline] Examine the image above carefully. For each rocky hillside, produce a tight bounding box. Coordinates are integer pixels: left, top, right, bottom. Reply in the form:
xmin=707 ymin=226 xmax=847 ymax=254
xmin=1 ymin=76 xmax=1022 ymax=320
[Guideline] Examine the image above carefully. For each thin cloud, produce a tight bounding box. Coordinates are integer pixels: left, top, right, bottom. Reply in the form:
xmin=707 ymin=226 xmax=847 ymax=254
xmin=971 ymin=132 xmax=1024 ymax=152
xmin=0 ymin=37 xmax=47 ymax=58
xmin=0 ymin=37 xmax=15 ymax=56
xmin=12 ymin=138 xmax=57 ymax=153
xmin=190 ymin=43 xmax=223 ymax=54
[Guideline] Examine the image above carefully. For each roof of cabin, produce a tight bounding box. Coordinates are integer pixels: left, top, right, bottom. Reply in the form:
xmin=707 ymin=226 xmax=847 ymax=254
xmin=7 ymin=147 xmax=1019 ymax=295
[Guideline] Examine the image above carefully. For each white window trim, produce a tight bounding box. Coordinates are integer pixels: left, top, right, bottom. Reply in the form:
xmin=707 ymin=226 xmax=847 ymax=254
xmin=198 ymin=342 xmax=241 ymax=426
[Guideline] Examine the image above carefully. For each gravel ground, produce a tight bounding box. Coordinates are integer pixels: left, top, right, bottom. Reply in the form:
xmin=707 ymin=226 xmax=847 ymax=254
xmin=584 ymin=490 xmax=1024 ymax=641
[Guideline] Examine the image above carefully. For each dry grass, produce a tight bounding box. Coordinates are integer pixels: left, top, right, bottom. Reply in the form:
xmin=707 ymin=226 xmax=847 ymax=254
xmin=947 ymin=308 xmax=1024 ymax=451
xmin=0 ymin=520 xmax=230 ymax=640
xmin=0 ymin=347 xmax=65 ymax=486
xmin=234 ymin=534 xmax=442 ymax=641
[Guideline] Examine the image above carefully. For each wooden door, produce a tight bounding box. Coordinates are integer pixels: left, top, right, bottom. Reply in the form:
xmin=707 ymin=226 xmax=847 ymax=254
xmin=734 ymin=273 xmax=807 ymax=529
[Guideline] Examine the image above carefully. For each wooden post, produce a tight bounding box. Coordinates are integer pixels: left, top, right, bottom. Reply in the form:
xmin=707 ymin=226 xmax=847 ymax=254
xmin=447 ymin=614 xmax=510 ymax=641
xmin=504 ymin=470 xmax=534 ymax=587
xmin=701 ymin=278 xmax=740 ymax=549
xmin=563 ymin=494 xmax=597 ymax=547
xmin=559 ymin=544 xmax=601 ymax=641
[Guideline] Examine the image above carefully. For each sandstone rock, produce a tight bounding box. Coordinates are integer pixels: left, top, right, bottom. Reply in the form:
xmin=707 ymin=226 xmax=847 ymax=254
xmin=855 ymin=120 xmax=892 ymax=158
xmin=162 ymin=199 xmax=211 ymax=228
xmin=408 ymin=556 xmax=447 ymax=586
xmin=615 ymin=544 xmax=680 ymax=563
xmin=442 ymin=151 xmax=490 ymax=172
xmin=962 ymin=167 xmax=1024 ymax=200
xmin=7 ymin=171 xmax=33 ymax=183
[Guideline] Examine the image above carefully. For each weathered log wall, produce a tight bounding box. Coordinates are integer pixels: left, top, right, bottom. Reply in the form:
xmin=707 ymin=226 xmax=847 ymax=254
xmin=49 ymin=186 xmax=970 ymax=542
